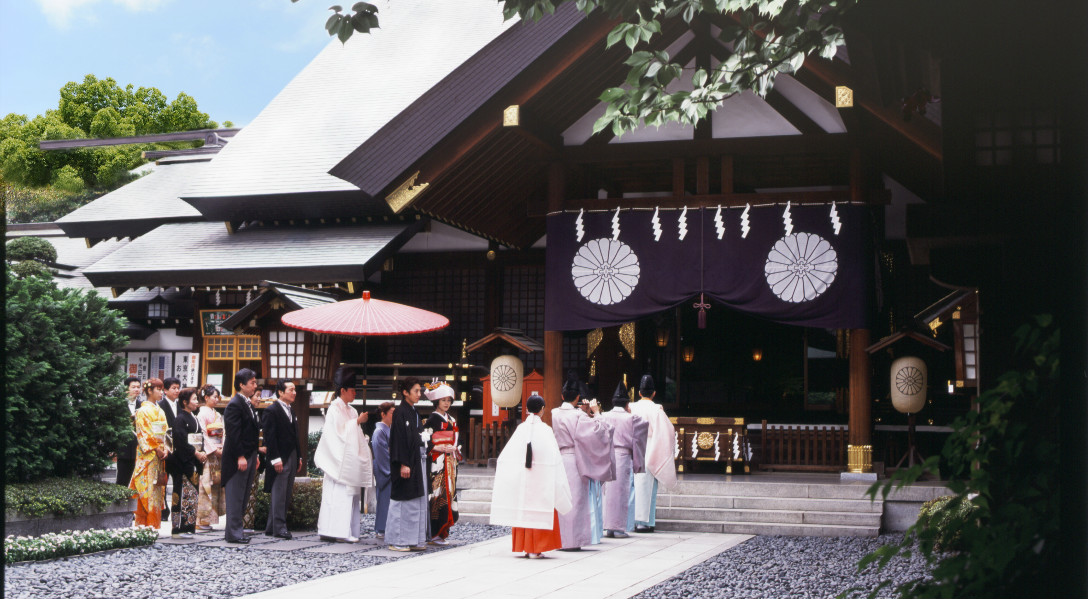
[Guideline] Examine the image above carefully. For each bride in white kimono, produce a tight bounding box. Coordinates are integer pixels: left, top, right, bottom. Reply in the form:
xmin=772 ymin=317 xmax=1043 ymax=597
xmin=315 ymin=368 xmax=373 ymax=543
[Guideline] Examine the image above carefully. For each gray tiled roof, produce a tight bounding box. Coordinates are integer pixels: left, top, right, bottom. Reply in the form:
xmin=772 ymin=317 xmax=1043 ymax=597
xmin=180 ymin=0 xmax=516 ymax=202
xmin=82 ymin=221 xmax=418 ymax=288
xmin=55 ymin=161 xmax=204 ymax=238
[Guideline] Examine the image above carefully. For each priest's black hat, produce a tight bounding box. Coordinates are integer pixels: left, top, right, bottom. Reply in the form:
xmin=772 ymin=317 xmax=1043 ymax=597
xmin=638 ymin=374 xmax=655 ymax=395
xmin=612 ymin=381 xmax=628 ymax=400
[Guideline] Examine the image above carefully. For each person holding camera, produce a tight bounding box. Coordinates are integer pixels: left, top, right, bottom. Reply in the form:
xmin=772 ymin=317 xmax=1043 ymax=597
xmin=550 ymin=372 xmax=613 ymax=551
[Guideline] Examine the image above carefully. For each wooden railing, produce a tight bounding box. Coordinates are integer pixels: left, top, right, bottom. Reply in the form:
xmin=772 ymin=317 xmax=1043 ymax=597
xmin=758 ymin=420 xmax=848 ymax=472
xmin=465 ymin=418 xmax=513 ymax=465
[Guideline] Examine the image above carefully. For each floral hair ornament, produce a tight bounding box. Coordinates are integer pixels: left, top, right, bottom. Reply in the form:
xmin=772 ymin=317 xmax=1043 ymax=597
xmin=423 ymin=378 xmax=455 ymax=402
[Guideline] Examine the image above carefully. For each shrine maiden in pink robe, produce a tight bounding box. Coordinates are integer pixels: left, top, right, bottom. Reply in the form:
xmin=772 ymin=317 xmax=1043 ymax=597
xmin=629 ymin=375 xmax=677 ymax=530
xmin=600 ymin=384 xmax=649 ymax=535
xmin=550 ymin=377 xmax=614 ymax=550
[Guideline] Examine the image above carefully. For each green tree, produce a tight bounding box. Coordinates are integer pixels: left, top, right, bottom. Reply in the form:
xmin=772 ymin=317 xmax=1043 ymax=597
xmin=6 ymin=236 xmax=58 ymax=265
xmin=312 ymin=0 xmax=856 ymax=135
xmin=4 ymin=270 xmax=130 ymax=482
xmin=2 ymin=75 xmax=228 ymax=222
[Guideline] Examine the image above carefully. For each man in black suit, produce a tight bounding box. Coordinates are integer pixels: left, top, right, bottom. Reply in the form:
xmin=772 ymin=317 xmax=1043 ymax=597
xmin=262 ymin=379 xmax=303 ymax=539
xmin=159 ymin=376 xmax=182 ymax=518
xmin=116 ymin=376 xmax=142 ymax=486
xmin=222 ymin=368 xmax=260 ymax=544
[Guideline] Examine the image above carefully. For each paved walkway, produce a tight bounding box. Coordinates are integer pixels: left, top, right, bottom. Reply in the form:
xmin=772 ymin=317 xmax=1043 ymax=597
xmin=240 ymin=531 xmax=751 ymax=599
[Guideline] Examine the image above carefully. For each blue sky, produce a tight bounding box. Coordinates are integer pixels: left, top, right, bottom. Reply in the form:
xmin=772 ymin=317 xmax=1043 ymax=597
xmin=0 ymin=0 xmax=341 ymax=127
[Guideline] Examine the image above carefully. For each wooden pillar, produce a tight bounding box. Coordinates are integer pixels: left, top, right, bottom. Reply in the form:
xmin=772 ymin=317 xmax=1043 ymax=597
xmin=696 ymin=156 xmax=710 ymax=195
xmin=720 ymin=155 xmax=734 ymax=194
xmin=543 ymin=162 xmax=566 ymax=424
xmin=847 ymin=328 xmax=872 ymax=472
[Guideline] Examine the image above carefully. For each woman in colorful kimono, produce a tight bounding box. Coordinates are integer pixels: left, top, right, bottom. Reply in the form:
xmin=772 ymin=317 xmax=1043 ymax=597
xmin=131 ymin=378 xmax=171 ymax=528
xmin=423 ymin=381 xmax=460 ymax=545
xmin=196 ymin=385 xmax=225 ymax=530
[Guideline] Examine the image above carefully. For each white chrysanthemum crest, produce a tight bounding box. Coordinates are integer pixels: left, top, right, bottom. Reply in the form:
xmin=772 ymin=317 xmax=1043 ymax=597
xmin=651 ymin=207 xmax=662 ymax=241
xmin=575 ymin=208 xmax=585 ymax=242
xmin=611 ymin=207 xmax=621 ymax=241
xmin=741 ymin=203 xmax=751 ymax=239
xmin=714 ymin=205 xmax=725 ymax=239
xmin=678 ymin=206 xmax=689 ymax=241
xmin=830 ymin=202 xmax=841 ymax=235
xmin=783 ymin=201 xmax=793 ymax=236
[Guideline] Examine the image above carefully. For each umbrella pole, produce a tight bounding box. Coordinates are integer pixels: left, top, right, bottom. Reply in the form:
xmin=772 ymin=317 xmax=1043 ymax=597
xmin=362 ymin=336 xmax=368 ymax=402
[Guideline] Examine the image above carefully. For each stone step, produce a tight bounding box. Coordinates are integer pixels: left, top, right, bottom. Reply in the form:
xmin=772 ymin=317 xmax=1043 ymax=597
xmin=655 ymin=518 xmax=880 ymax=538
xmin=660 ymin=494 xmax=882 ymax=513
xmin=656 ymin=506 xmax=881 ymax=527
xmin=670 ymin=480 xmax=876 ymax=500
xmin=459 ymin=488 xmax=494 ymax=502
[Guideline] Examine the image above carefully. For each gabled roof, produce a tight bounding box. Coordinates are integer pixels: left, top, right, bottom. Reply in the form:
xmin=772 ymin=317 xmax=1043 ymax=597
xmin=55 ymin=161 xmax=204 ymax=239
xmin=220 ymin=281 xmax=338 ymax=334
xmin=179 ymin=0 xmax=518 ymax=220
xmin=466 ymin=328 xmax=545 ymax=354
xmin=82 ymin=220 xmax=422 ymax=290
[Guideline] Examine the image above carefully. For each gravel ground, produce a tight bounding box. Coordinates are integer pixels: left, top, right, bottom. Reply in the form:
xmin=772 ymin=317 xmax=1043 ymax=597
xmin=4 ymin=515 xmax=510 ymax=599
xmin=633 ymin=534 xmax=931 ymax=599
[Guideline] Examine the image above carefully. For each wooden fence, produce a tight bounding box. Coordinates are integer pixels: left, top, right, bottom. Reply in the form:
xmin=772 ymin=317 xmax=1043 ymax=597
xmin=758 ymin=420 xmax=848 ymax=472
xmin=465 ymin=418 xmax=512 ymax=464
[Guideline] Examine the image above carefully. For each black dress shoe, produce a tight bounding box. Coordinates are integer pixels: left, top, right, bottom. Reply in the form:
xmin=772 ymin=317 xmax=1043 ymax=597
xmin=634 ymin=525 xmax=655 ymax=533
xmin=557 ymin=547 xmax=581 ymax=552
xmin=226 ymin=537 xmax=250 ymax=544
xmin=274 ymin=532 xmax=293 ymax=540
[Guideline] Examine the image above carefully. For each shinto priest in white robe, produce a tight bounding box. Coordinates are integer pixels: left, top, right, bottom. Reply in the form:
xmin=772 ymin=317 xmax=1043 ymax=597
xmin=315 ymin=397 xmax=374 ymax=539
xmin=489 ymin=413 xmax=573 ymax=529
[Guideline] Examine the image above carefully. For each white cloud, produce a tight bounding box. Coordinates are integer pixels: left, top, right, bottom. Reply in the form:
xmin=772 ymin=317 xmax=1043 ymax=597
xmin=36 ymin=0 xmax=169 ymax=29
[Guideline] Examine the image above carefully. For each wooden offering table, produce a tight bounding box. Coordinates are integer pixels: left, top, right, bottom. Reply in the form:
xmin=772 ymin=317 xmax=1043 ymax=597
xmin=671 ymin=417 xmax=752 ymax=474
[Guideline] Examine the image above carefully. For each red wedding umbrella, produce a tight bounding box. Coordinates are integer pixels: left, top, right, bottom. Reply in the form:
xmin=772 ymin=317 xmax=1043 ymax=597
xmin=281 ymin=290 xmax=450 ymax=396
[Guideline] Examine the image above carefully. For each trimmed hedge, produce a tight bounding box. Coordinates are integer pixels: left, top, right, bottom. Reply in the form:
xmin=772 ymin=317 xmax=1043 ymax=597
xmin=5 ymin=526 xmax=157 ymax=564
xmin=251 ymin=477 xmax=323 ymax=531
xmin=6 ymin=478 xmax=135 ymax=519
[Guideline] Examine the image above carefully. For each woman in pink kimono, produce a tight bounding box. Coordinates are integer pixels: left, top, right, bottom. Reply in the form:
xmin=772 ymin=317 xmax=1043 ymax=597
xmin=196 ymin=385 xmax=226 ymax=530
xmin=549 ymin=373 xmax=614 ymax=551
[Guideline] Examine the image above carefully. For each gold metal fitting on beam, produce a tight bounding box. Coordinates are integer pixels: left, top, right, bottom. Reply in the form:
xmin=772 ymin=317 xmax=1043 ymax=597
xmin=386 ymin=170 xmax=429 ymax=214
xmin=835 ymin=86 xmax=854 ymax=108
xmin=503 ymin=105 xmax=520 ymax=127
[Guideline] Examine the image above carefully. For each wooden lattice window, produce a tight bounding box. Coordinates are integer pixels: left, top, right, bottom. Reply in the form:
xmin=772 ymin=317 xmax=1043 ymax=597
xmin=975 ymin=109 xmax=1061 ymax=166
xmin=310 ymin=334 xmax=331 ymax=380
xmin=206 ymin=337 xmax=235 ymax=359
xmin=268 ymin=330 xmax=304 ymax=379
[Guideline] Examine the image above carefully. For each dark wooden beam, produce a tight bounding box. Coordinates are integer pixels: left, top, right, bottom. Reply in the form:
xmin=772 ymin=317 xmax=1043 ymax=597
xmin=764 ymin=89 xmax=826 ymax=135
xmin=563 ymin=133 xmax=850 ymax=164
xmin=560 ymin=189 xmax=888 ymax=211
xmin=40 ymin=128 xmax=239 ymax=150
xmin=141 ymin=147 xmax=223 ymax=160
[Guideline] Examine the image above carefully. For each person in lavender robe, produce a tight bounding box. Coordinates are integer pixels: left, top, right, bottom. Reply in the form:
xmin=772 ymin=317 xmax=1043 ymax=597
xmin=550 ymin=373 xmax=613 ymax=551
xmin=600 ymin=382 xmax=649 ymax=538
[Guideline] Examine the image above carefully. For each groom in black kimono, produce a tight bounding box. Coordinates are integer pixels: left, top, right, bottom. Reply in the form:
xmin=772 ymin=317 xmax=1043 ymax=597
xmin=386 ymin=376 xmax=429 ymax=551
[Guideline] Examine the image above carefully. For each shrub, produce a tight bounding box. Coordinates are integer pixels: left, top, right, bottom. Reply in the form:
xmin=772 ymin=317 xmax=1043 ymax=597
xmin=917 ymin=495 xmax=977 ymax=553
xmin=9 ymin=260 xmax=56 ymax=279
xmin=251 ymin=477 xmax=324 ymax=531
xmin=5 ymin=236 xmax=57 ymax=264
xmin=52 ymin=165 xmax=85 ymax=194
xmin=5 ymin=526 xmax=157 ymax=564
xmin=5 ymin=477 xmax=135 ymax=518
xmin=307 ymin=431 xmax=324 ymax=477
xmin=5 ymin=271 xmax=130 ymax=482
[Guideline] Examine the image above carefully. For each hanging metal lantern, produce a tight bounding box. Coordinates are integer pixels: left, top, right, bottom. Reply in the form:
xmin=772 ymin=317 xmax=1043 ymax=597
xmin=890 ymin=356 xmax=927 ymax=414
xmin=490 ymin=354 xmax=524 ymax=408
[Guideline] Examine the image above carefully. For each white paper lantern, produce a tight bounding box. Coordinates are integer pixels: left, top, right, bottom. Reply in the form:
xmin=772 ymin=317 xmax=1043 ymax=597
xmin=890 ymin=356 xmax=927 ymax=414
xmin=490 ymin=355 xmax=523 ymax=408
